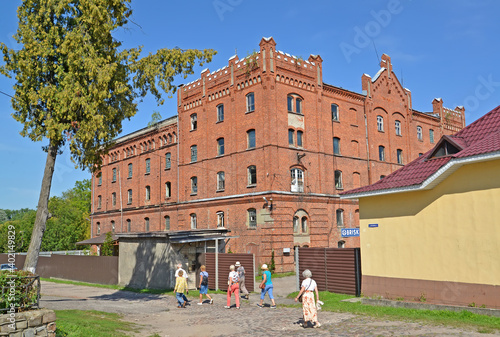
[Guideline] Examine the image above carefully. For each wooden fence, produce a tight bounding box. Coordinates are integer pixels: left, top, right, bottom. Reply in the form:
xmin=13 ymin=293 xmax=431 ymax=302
xmin=296 ymin=247 xmax=361 ymax=296
xmin=202 ymin=253 xmax=254 ymax=291
xmin=0 ymin=254 xmax=118 ymax=285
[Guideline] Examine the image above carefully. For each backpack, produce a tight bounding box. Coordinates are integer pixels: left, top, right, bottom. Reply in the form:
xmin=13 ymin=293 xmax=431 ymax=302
xmin=201 ymin=273 xmax=208 ymax=286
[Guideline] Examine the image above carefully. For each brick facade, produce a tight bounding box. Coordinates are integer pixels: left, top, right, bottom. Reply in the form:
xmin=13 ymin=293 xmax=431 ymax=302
xmin=91 ymin=37 xmax=464 ymax=272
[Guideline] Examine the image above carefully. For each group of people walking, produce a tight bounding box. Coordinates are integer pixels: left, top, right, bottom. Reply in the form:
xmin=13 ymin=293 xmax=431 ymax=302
xmin=174 ymin=263 xmax=321 ymax=328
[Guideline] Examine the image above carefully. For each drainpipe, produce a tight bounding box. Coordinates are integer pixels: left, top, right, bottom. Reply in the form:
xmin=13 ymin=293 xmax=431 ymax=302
xmin=364 ymin=113 xmax=372 ymax=185
xmin=119 ymin=166 xmax=123 ymax=232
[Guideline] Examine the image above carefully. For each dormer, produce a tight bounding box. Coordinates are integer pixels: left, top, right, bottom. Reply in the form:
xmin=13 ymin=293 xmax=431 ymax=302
xmin=427 ymin=135 xmax=463 ymax=159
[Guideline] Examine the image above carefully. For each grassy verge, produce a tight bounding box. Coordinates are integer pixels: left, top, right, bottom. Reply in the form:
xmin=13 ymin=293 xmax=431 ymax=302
xmin=255 ymin=271 xmax=295 ymax=281
xmin=287 ymin=291 xmax=500 ymax=333
xmin=55 ymin=310 xmax=139 ymax=337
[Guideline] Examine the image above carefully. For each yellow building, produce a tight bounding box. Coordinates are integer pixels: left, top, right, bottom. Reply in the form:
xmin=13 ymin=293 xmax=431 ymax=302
xmin=341 ymin=105 xmax=500 ymax=309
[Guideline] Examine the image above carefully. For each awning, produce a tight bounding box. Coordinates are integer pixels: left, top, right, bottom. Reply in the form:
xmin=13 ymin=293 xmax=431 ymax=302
xmin=169 ymin=235 xmax=239 ymax=244
xmin=76 ymin=233 xmax=118 ymax=245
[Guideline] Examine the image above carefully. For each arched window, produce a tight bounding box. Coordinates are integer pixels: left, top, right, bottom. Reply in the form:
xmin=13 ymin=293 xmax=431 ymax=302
xmin=333 ymin=137 xmax=341 ymax=155
xmin=190 ymin=145 xmax=197 ymax=162
xmin=395 ymin=120 xmax=401 ymax=136
xmin=248 ymin=209 xmax=257 ymax=228
xmin=191 ymin=177 xmax=198 ymax=194
xmin=331 ymin=104 xmax=339 ymax=121
xmin=293 ymin=216 xmax=299 ymax=233
xmin=246 ymin=93 xmax=255 ymax=112
xmin=335 ymin=170 xmax=343 ymax=189
xmin=145 ymin=158 xmax=151 ymax=174
xmin=111 ymin=220 xmax=115 ymax=233
xmin=128 ymin=163 xmax=133 ymax=178
xmin=97 ymin=195 xmax=102 ymax=209
xmin=217 ymin=138 xmax=224 ymax=156
xmin=112 ymin=192 xmax=116 ymax=206
xmin=377 ymin=115 xmax=384 ymax=132
xmin=190 ymin=113 xmax=197 ymax=130
xmin=397 ymin=149 xmax=403 ymax=164
xmin=97 ymin=172 xmax=102 ymax=186
xmin=127 ymin=189 xmax=132 ymax=204
xmin=126 ymin=219 xmax=131 ymax=232
xmin=297 ymin=130 xmax=303 ymax=147
xmin=165 ymin=182 xmax=171 ymax=198
xmin=290 ymin=168 xmax=304 ymax=192
xmin=247 ymin=129 xmax=256 ymax=149
xmin=417 ymin=126 xmax=423 ymax=140
xmin=165 ymin=216 xmax=170 ymax=231
xmin=96 ymin=222 xmax=101 ymax=235
xmin=338 ymin=240 xmax=345 ymax=248
xmin=217 ymin=104 xmax=224 ymax=122
xmin=165 ymin=152 xmax=171 ymax=169
xmin=301 ymin=217 xmax=308 ymax=233
xmin=247 ymin=165 xmax=257 ymax=186
xmin=190 ymin=213 xmax=197 ymax=229
xmin=287 ymin=94 xmax=303 ymax=114
xmin=379 ymin=146 xmax=385 ymax=161
xmin=112 ymin=168 xmax=117 ymax=182
xmin=145 ymin=217 xmax=150 ymax=231
xmin=288 ymin=129 xmax=294 ymax=146
xmin=217 ymin=211 xmax=224 ymax=228
xmin=145 ymin=185 xmax=151 ymax=201
xmin=217 ymin=171 xmax=225 ymax=191
xmin=336 ymin=209 xmax=344 ymax=226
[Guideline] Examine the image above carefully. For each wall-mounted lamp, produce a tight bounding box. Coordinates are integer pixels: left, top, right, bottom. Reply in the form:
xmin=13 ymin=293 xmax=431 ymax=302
xmin=263 ymin=196 xmax=273 ymax=211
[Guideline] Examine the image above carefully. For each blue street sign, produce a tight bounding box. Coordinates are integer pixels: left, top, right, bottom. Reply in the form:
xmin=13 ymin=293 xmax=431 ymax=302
xmin=368 ymin=224 xmax=378 ymax=228
xmin=341 ymin=228 xmax=360 ymax=237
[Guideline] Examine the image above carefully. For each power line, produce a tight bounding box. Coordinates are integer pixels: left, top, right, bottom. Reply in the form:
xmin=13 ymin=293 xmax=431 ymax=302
xmin=0 ymin=90 xmax=14 ymax=99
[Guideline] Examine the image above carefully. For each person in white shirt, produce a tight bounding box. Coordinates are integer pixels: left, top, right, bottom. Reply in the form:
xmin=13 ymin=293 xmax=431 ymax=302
xmin=224 ymin=265 xmax=240 ymax=309
xmin=294 ymin=269 xmax=321 ymax=328
xmin=175 ymin=263 xmax=189 ymax=302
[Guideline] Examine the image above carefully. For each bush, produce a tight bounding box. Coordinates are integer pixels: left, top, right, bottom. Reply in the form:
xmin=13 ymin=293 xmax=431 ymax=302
xmin=0 ymin=270 xmax=39 ymax=312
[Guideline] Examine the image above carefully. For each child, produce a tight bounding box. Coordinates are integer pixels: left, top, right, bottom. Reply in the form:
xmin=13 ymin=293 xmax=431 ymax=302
xmin=174 ymin=270 xmax=188 ymax=308
xmin=198 ymin=265 xmax=213 ymax=305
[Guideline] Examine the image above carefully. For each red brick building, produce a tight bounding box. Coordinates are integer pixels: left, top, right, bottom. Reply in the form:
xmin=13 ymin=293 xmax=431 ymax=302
xmin=91 ymin=37 xmax=464 ymax=272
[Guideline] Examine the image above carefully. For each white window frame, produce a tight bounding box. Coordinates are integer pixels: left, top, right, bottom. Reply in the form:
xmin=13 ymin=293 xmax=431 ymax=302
xmin=395 ymin=120 xmax=401 ymax=136
xmin=190 ymin=213 xmax=197 ymax=229
xmin=331 ymin=104 xmax=339 ymax=121
xmin=246 ymin=93 xmax=255 ymax=112
xmin=377 ymin=115 xmax=384 ymax=132
xmin=290 ymin=168 xmax=304 ymax=193
xmin=217 ymin=104 xmax=224 ymax=122
xmin=217 ymin=171 xmax=225 ymax=191
xmin=417 ymin=126 xmax=423 ymax=140
xmin=217 ymin=211 xmax=224 ymax=228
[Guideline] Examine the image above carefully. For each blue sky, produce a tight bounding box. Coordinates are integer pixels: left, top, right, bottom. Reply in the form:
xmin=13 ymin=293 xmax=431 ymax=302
xmin=1 ymin=0 xmax=499 ymax=210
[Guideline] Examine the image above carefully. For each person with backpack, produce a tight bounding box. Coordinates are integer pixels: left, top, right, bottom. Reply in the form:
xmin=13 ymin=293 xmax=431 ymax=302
xmin=198 ymin=265 xmax=213 ymax=305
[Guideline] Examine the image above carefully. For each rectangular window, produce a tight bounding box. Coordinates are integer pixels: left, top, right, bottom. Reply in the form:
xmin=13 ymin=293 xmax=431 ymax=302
xmin=429 ymin=129 xmax=434 ymax=143
xmin=190 ymin=214 xmax=197 ymax=229
xmin=293 ymin=217 xmax=299 ymax=233
xmin=191 ymin=145 xmax=197 ymax=162
xmin=288 ymin=129 xmax=294 ymax=146
xmin=145 ymin=158 xmax=151 ymax=174
xmin=97 ymin=195 xmax=102 ymax=209
xmin=127 ymin=219 xmax=131 ymax=232
xmin=191 ymin=114 xmax=197 ymax=130
xmin=248 ymin=209 xmax=257 ymax=228
xmin=247 ymin=130 xmax=255 ymax=149
xmin=297 ymin=130 xmax=303 ymax=147
xmin=377 ymin=116 xmax=384 ymax=132
xmin=112 ymin=192 xmax=116 ymax=206
xmin=127 ymin=190 xmax=132 ymax=204
xmin=165 ymin=152 xmax=171 ymax=169
xmin=217 ymin=212 xmax=224 ymax=228
xmin=165 ymin=216 xmax=170 ymax=231
xmin=246 ymin=93 xmax=255 ymax=112
xmin=287 ymin=95 xmax=293 ymax=112
xmin=417 ymin=126 xmax=423 ymax=140
xmin=296 ymin=98 xmax=302 ymax=114
xmin=379 ymin=146 xmax=385 ymax=161
xmin=395 ymin=121 xmax=401 ymax=136
xmin=112 ymin=168 xmax=117 ymax=182
xmin=128 ymin=164 xmax=132 ymax=178
xmin=97 ymin=173 xmax=102 ymax=186
xmin=145 ymin=218 xmax=150 ymax=232
xmin=145 ymin=186 xmax=151 ymax=201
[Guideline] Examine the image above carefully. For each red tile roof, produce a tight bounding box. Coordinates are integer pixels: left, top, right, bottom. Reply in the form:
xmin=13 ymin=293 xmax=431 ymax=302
xmin=342 ymin=105 xmax=500 ymax=196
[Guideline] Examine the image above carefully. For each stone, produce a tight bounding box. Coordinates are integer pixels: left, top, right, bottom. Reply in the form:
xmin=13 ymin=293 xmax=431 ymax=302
xmin=46 ymin=323 xmax=56 ymax=332
xmin=16 ymin=320 xmax=28 ymax=329
xmin=21 ymin=328 xmax=35 ymax=337
xmin=41 ymin=312 xmax=56 ymax=324
xmin=27 ymin=316 xmax=42 ymax=327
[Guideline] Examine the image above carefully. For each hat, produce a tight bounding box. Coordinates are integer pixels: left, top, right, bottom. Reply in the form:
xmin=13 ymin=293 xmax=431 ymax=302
xmin=261 ymin=264 xmax=268 ymax=270
xmin=235 ymin=261 xmax=241 ymax=267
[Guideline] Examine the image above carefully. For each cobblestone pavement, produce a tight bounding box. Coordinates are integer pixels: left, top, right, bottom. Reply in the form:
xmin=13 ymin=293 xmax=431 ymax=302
xmin=40 ymin=281 xmax=500 ymax=337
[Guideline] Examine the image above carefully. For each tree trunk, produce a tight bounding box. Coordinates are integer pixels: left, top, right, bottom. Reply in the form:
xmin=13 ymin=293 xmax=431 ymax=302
xmin=23 ymin=142 xmax=58 ymax=273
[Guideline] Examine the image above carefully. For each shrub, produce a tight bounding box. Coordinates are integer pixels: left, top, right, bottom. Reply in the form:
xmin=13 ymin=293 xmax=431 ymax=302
xmin=0 ymin=270 xmax=40 ymax=312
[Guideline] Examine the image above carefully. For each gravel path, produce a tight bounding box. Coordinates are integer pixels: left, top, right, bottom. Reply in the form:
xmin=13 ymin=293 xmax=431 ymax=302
xmin=40 ymin=279 xmax=500 ymax=336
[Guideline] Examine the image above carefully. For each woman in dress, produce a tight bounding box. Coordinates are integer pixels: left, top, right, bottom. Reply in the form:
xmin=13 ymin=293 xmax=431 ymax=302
xmin=295 ymin=269 xmax=321 ymax=328
xmin=225 ymin=265 xmax=240 ymax=309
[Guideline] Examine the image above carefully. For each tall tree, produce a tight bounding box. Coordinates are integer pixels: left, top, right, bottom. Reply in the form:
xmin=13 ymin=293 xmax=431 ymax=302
xmin=0 ymin=0 xmax=215 ymax=272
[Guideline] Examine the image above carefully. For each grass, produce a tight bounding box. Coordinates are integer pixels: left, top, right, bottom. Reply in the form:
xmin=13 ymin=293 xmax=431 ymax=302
xmin=55 ymin=310 xmax=139 ymax=337
xmin=255 ymin=271 xmax=295 ymax=281
xmin=287 ymin=291 xmax=500 ymax=333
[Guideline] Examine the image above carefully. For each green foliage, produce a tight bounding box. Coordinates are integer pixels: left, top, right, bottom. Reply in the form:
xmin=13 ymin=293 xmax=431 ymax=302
xmin=147 ymin=111 xmax=162 ymax=127
xmin=0 ymin=270 xmax=39 ymax=311
xmin=0 ymin=0 xmax=215 ymax=172
xmin=100 ymin=232 xmax=115 ymax=256
xmin=55 ymin=310 xmax=138 ymax=337
xmin=269 ymin=250 xmax=275 ymax=273
xmin=0 ymin=210 xmax=8 ymax=224
xmin=0 ymin=180 xmax=90 ymax=253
